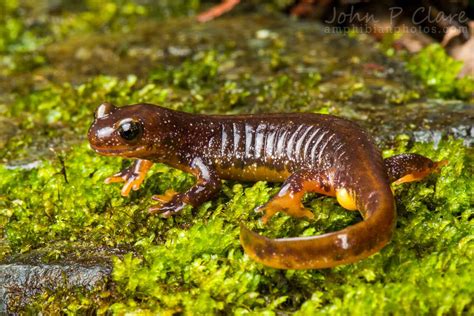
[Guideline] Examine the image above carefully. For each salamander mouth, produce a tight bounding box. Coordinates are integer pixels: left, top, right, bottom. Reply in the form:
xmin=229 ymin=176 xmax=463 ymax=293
xmin=89 ymin=144 xmax=147 ymax=157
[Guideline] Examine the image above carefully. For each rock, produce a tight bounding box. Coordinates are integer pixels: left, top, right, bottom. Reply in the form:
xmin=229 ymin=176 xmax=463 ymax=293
xmin=360 ymin=101 xmax=474 ymax=146
xmin=0 ymin=263 xmax=111 ymax=313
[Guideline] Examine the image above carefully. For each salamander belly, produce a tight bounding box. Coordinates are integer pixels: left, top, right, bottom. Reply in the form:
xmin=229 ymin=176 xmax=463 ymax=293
xmin=216 ymin=164 xmax=291 ymax=182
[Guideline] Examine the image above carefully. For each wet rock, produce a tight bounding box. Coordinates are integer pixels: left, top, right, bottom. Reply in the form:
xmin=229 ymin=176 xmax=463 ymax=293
xmin=356 ymin=100 xmax=474 ymax=146
xmin=0 ymin=263 xmax=111 ymax=313
xmin=0 ymin=245 xmax=127 ymax=313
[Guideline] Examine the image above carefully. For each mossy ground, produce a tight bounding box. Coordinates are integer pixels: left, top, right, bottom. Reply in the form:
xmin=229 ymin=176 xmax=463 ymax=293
xmin=1 ymin=1 xmax=473 ymax=314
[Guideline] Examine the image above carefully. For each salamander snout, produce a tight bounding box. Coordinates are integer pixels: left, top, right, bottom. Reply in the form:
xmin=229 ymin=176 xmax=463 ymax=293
xmin=88 ymin=103 xmax=118 ymax=150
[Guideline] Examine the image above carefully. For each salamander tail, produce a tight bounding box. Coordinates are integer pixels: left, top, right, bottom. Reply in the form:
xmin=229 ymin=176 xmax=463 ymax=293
xmin=240 ymin=186 xmax=396 ymax=269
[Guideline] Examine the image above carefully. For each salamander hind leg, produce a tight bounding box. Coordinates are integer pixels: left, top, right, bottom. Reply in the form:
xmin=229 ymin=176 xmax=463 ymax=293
xmin=152 ymin=189 xmax=179 ymax=203
xmin=256 ymin=183 xmax=313 ymax=224
xmin=256 ymin=171 xmax=336 ymax=224
xmin=384 ymin=153 xmax=447 ymax=185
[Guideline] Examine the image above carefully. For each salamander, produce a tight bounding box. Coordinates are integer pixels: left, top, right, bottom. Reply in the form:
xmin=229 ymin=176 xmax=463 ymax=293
xmin=88 ymin=102 xmax=446 ymax=269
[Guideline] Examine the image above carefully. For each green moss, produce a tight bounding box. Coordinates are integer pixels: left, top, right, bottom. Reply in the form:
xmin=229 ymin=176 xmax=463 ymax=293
xmin=150 ymin=50 xmax=222 ymax=90
xmin=5 ymin=134 xmax=470 ymax=314
xmin=407 ymin=44 xmax=474 ymax=100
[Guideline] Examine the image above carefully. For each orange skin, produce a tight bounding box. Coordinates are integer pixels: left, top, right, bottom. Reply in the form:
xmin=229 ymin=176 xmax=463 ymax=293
xmin=88 ymin=103 xmax=445 ymax=269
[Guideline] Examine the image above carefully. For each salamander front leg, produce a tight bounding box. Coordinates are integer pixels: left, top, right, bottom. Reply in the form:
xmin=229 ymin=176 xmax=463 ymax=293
xmin=256 ymin=171 xmax=336 ymax=224
xmin=149 ymin=159 xmax=221 ymax=217
xmin=105 ymin=159 xmax=153 ymax=196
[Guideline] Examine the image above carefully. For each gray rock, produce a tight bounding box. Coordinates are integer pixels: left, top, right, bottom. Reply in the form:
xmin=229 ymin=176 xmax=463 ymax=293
xmin=0 ymin=262 xmax=111 ymax=313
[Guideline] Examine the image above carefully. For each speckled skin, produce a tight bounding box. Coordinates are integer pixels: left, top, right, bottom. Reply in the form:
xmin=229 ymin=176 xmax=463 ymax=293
xmin=88 ymin=103 xmax=443 ymax=269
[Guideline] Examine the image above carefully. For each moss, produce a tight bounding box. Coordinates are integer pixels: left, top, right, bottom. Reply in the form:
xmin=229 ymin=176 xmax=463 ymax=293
xmin=3 ymin=109 xmax=472 ymax=314
xmin=1 ymin=1 xmax=473 ymax=314
xmin=407 ymin=44 xmax=474 ymax=100
xmin=11 ymin=280 xmax=111 ymax=314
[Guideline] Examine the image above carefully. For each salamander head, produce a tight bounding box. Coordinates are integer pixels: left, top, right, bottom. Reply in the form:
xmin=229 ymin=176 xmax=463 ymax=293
xmin=88 ymin=103 xmax=169 ymax=158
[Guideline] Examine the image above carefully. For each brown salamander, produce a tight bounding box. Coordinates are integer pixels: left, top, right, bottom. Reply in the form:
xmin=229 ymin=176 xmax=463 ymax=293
xmin=88 ymin=103 xmax=445 ymax=269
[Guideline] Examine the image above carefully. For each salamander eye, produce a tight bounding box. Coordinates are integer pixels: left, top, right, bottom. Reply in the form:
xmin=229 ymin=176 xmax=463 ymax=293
xmin=118 ymin=120 xmax=142 ymax=142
